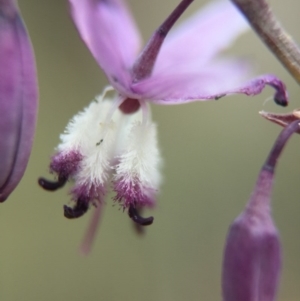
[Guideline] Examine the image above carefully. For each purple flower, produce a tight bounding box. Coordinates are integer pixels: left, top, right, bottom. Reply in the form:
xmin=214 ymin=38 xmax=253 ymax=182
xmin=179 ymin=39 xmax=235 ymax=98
xmin=39 ymin=0 xmax=288 ymax=252
xmin=222 ymin=120 xmax=300 ymax=301
xmin=0 ymin=0 xmax=38 ymax=202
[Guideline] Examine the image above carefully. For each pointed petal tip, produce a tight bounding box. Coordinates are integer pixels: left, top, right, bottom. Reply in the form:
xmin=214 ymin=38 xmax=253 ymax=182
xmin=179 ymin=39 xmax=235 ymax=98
xmin=270 ymin=78 xmax=289 ymax=107
xmin=238 ymin=74 xmax=288 ymax=107
xmin=259 ymin=110 xmax=300 ymax=133
xmin=259 ymin=110 xmax=276 ymax=121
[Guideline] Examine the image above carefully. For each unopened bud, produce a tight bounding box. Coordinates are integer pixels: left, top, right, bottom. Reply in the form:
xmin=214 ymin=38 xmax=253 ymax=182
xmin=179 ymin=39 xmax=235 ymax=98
xmin=222 ymin=120 xmax=300 ymax=301
xmin=0 ymin=0 xmax=38 ymax=201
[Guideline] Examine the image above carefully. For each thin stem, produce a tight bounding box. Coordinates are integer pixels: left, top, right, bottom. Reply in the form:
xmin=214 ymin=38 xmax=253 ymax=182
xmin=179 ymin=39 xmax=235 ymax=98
xmin=231 ymin=0 xmax=300 ymax=84
xmin=263 ymin=120 xmax=300 ymax=173
xmin=246 ymin=120 xmax=299 ymax=216
xmin=132 ymin=0 xmax=194 ymax=82
xmin=80 ymin=202 xmax=103 ymax=256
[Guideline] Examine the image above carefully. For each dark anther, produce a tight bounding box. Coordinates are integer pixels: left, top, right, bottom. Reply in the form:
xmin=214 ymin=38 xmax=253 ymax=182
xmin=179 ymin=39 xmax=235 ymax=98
xmin=64 ymin=198 xmax=89 ymax=219
xmin=128 ymin=205 xmax=154 ymax=226
xmin=38 ymin=176 xmax=67 ymax=191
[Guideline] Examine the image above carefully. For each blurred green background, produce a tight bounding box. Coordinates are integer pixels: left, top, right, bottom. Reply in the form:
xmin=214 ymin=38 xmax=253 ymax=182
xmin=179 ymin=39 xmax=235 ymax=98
xmin=1 ymin=0 xmax=299 ymax=300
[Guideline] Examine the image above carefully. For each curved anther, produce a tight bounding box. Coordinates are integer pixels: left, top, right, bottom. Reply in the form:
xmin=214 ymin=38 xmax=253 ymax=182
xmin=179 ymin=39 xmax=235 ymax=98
xmin=128 ymin=205 xmax=154 ymax=226
xmin=64 ymin=198 xmax=89 ymax=219
xmin=38 ymin=175 xmax=67 ymax=191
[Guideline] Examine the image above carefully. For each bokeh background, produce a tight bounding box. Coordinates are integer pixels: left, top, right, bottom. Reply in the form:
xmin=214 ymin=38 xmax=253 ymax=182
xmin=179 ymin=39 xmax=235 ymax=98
xmin=1 ymin=0 xmax=299 ymax=300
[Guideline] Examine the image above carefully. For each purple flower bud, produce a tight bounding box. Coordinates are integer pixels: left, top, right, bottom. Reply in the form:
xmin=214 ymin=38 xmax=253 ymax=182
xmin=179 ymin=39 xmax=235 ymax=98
xmin=0 ymin=0 xmax=38 ymax=201
xmin=222 ymin=120 xmax=300 ymax=301
xmin=222 ymin=170 xmax=281 ymax=301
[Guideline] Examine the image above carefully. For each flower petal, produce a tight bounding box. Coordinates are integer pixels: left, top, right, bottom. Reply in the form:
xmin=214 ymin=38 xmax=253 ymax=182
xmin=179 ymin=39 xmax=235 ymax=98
xmin=132 ymin=65 xmax=288 ymax=106
xmin=57 ymin=94 xmax=121 ymax=189
xmin=152 ymin=0 xmax=248 ymax=75
xmin=0 ymin=1 xmax=38 ymax=202
xmin=68 ymin=0 xmax=141 ymax=91
xmin=113 ymin=117 xmax=162 ymax=208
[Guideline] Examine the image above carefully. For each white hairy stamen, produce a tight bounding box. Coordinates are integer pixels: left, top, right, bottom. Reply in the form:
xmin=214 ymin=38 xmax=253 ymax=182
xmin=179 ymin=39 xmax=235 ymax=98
xmin=114 ymin=119 xmax=162 ymax=202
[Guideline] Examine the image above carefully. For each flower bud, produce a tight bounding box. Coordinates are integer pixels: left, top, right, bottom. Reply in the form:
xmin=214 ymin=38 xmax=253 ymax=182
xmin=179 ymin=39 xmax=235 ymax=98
xmin=0 ymin=0 xmax=38 ymax=201
xmin=222 ymin=120 xmax=300 ymax=301
xmin=222 ymin=169 xmax=281 ymax=301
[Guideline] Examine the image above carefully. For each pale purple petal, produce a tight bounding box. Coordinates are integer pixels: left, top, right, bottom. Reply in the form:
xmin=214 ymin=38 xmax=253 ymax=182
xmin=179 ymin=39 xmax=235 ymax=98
xmin=152 ymin=0 xmax=248 ymax=75
xmin=132 ymin=59 xmax=250 ymax=102
xmin=0 ymin=0 xmax=38 ymax=202
xmin=131 ymin=0 xmax=194 ymax=81
xmin=68 ymin=0 xmax=141 ymax=91
xmin=132 ymin=67 xmax=288 ymax=106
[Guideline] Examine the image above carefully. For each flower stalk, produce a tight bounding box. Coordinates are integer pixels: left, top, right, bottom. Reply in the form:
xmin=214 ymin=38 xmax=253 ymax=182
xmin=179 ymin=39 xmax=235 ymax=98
xmin=231 ymin=0 xmax=300 ymax=84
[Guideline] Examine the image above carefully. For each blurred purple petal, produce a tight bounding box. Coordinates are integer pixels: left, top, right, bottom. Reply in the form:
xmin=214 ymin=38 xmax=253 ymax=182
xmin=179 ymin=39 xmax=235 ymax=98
xmin=0 ymin=0 xmax=38 ymax=201
xmin=153 ymin=0 xmax=248 ymax=75
xmin=68 ymin=0 xmax=141 ymax=91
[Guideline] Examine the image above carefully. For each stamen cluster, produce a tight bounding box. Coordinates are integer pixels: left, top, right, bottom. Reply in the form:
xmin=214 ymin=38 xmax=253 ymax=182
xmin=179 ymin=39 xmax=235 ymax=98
xmin=40 ymin=89 xmax=162 ymax=224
